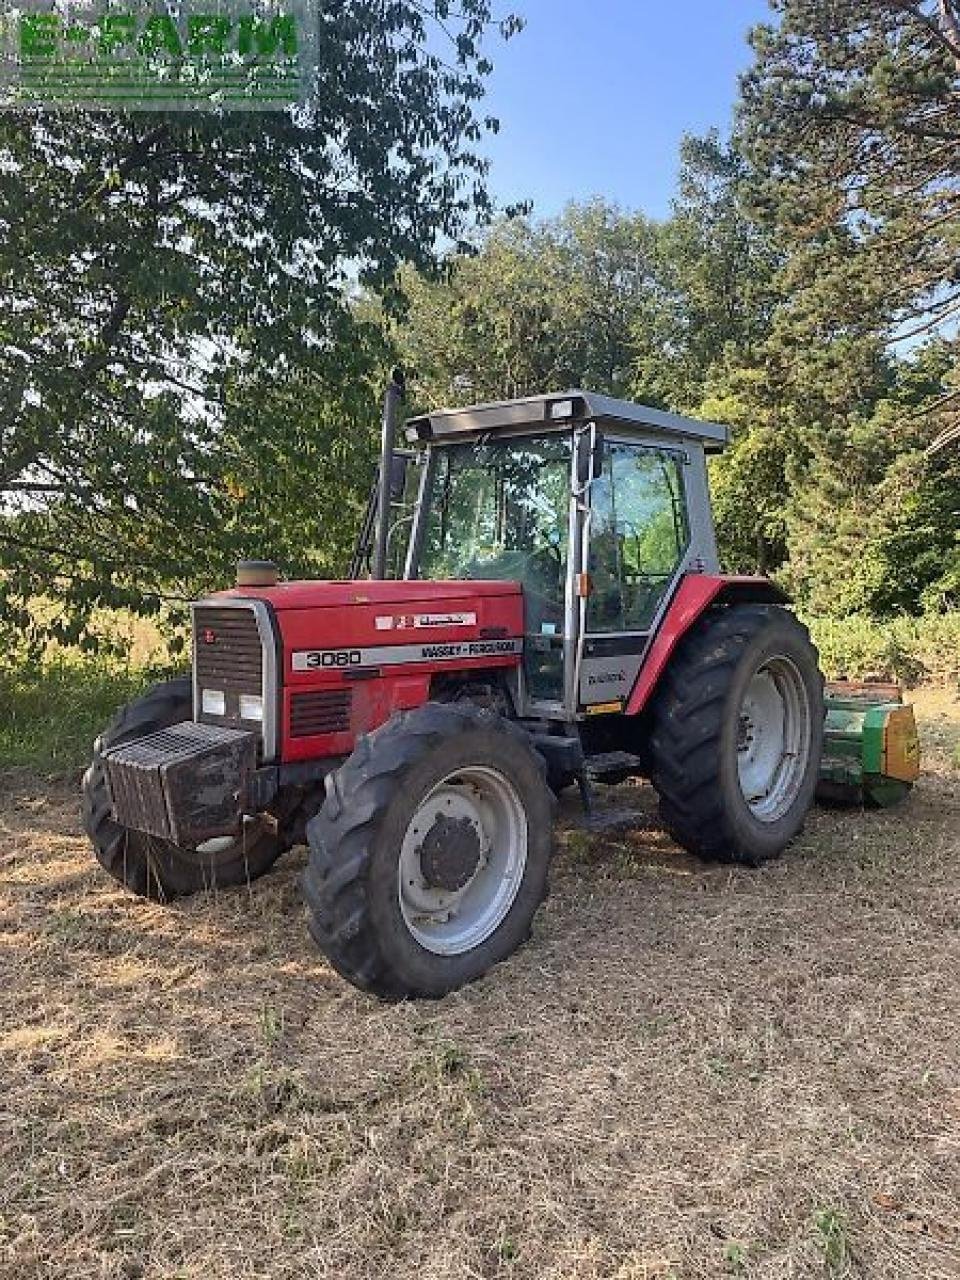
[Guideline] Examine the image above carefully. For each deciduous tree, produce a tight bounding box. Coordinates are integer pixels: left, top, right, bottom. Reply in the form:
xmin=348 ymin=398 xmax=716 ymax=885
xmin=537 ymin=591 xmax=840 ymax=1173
xmin=0 ymin=1 xmax=518 ymax=648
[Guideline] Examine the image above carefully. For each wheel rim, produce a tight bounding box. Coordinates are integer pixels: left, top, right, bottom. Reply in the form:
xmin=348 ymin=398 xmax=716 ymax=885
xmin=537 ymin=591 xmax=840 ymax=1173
xmin=398 ymin=765 xmax=528 ymax=957
xmin=736 ymin=656 xmax=812 ymax=823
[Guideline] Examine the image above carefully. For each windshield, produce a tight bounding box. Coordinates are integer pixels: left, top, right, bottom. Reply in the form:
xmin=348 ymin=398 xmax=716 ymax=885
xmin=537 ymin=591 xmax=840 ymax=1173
xmin=418 ymin=434 xmax=572 ymax=592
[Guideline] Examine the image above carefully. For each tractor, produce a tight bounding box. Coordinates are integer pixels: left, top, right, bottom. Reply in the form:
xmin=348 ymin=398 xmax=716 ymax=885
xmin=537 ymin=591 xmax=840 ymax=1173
xmin=84 ymin=381 xmax=883 ymax=998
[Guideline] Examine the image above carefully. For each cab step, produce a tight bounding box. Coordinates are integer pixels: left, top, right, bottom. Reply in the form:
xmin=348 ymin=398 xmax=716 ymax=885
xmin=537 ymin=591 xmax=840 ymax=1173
xmin=585 ymin=751 xmax=645 ymax=784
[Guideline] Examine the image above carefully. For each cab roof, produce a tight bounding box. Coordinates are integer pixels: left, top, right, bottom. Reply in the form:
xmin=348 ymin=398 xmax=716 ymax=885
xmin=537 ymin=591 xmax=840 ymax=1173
xmin=405 ymin=390 xmax=729 ymax=452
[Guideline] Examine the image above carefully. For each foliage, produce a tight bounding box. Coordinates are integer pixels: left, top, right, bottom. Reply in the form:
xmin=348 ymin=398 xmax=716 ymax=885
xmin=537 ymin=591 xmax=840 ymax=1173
xmin=0 ymin=1 xmax=519 ymax=649
xmin=784 ymin=345 xmax=960 ymax=615
xmin=0 ymin=657 xmax=171 ymax=769
xmin=741 ymin=0 xmax=960 ymax=359
xmin=632 ymin=133 xmax=779 ymax=413
xmin=735 ymin=0 xmax=960 ymax=611
xmin=394 ymin=200 xmax=660 ymax=407
xmin=807 ymin=610 xmax=960 ymax=684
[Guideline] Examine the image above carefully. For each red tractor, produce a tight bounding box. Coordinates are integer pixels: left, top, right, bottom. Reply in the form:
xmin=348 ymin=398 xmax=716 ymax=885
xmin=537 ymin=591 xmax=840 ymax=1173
xmin=83 ymin=382 xmax=825 ymax=998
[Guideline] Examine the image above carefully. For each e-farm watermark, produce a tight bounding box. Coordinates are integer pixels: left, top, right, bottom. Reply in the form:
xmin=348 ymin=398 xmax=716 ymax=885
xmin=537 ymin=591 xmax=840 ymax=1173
xmin=0 ymin=0 xmax=318 ymax=110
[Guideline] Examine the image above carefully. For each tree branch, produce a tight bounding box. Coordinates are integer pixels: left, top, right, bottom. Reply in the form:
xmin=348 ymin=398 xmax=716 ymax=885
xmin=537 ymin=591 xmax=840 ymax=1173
xmin=887 ymin=0 xmax=960 ymax=70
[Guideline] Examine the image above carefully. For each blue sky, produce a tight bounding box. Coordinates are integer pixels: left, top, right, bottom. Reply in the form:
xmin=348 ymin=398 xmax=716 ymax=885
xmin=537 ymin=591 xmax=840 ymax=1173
xmin=480 ymin=0 xmax=772 ymax=221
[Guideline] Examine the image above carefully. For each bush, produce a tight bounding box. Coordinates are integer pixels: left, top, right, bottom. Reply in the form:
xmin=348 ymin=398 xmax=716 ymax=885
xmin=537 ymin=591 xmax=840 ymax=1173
xmin=0 ymin=658 xmax=179 ymax=771
xmin=806 ymin=612 xmax=960 ymax=686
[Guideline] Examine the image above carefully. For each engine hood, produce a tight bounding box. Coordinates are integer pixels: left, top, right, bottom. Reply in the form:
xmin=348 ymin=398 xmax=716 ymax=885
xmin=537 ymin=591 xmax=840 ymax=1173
xmin=213 ymin=579 xmax=522 ymax=612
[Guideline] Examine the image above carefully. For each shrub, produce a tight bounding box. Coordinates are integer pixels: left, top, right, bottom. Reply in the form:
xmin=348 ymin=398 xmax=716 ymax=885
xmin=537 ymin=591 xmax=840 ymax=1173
xmin=806 ymin=612 xmax=960 ymax=686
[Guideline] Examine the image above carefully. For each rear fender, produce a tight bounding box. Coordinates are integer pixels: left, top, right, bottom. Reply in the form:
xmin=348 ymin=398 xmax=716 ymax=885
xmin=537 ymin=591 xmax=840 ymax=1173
xmin=625 ymin=575 xmax=788 ymax=716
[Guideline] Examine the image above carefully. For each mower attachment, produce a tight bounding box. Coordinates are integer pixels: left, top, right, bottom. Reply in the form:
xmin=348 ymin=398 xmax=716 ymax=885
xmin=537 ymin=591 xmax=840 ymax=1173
xmin=818 ymin=682 xmax=920 ymax=808
xmin=103 ymin=721 xmax=257 ymax=846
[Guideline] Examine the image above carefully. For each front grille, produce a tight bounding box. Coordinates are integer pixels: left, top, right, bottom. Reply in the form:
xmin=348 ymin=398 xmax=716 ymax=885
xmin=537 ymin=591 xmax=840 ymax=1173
xmin=194 ymin=606 xmax=264 ymax=695
xmin=290 ymin=689 xmax=352 ymax=737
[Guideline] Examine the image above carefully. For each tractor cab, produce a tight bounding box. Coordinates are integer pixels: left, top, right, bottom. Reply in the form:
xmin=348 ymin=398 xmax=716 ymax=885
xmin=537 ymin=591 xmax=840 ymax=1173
xmin=390 ymin=391 xmax=727 ymax=721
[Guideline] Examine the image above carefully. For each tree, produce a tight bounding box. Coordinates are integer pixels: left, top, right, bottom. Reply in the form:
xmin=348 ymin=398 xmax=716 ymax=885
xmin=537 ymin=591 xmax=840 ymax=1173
xmin=394 ymin=201 xmax=661 ymax=408
xmin=740 ymin=0 xmax=960 ymax=411
xmin=632 ymin=133 xmax=779 ymax=413
xmin=0 ymin=1 xmax=519 ymax=649
xmin=735 ymin=0 xmax=960 ymax=614
xmin=784 ymin=342 xmax=960 ymax=616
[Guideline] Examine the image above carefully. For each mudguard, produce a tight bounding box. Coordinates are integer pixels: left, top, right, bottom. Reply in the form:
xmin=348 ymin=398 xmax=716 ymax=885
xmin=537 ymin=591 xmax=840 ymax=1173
xmin=625 ymin=574 xmax=788 ymax=715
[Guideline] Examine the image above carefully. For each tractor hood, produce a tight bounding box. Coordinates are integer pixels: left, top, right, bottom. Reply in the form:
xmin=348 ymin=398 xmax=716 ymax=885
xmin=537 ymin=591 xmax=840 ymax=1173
xmin=216 ymin=578 xmax=521 ymax=611
xmin=190 ymin=579 xmax=525 ymax=768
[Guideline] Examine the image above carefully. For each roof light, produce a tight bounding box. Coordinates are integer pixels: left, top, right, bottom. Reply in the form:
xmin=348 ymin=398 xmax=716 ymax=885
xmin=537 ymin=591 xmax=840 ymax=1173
xmin=549 ymin=399 xmax=575 ymax=420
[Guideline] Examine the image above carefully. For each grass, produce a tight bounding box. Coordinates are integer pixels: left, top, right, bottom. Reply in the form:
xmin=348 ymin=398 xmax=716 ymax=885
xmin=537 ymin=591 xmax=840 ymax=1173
xmin=0 ymin=659 xmax=169 ymax=770
xmin=0 ymin=690 xmax=958 ymax=1278
xmin=814 ymin=1208 xmax=851 ymax=1278
xmin=0 ymin=605 xmax=176 ymax=771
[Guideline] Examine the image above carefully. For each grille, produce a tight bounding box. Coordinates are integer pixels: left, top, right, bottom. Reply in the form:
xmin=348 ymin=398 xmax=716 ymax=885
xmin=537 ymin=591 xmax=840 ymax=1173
xmin=194 ymin=606 xmax=264 ymax=695
xmin=290 ymin=689 xmax=352 ymax=738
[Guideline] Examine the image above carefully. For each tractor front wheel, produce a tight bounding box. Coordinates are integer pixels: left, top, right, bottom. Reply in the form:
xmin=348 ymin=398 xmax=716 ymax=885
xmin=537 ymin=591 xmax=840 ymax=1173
xmin=302 ymin=703 xmax=554 ymax=999
xmin=649 ymin=605 xmax=824 ymax=866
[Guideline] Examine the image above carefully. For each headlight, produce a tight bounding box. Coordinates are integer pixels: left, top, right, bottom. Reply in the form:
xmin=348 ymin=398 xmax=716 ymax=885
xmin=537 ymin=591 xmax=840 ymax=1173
xmin=239 ymin=694 xmax=264 ymax=722
xmin=201 ymin=688 xmax=226 ymax=716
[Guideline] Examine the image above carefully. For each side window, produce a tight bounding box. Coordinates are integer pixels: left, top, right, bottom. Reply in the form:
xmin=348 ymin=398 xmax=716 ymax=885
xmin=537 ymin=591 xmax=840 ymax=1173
xmin=587 ymin=442 xmax=689 ymax=633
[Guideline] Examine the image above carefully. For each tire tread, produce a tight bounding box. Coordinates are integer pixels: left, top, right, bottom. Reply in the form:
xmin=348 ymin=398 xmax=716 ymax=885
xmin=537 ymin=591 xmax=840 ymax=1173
xmin=302 ymin=703 xmax=552 ymax=999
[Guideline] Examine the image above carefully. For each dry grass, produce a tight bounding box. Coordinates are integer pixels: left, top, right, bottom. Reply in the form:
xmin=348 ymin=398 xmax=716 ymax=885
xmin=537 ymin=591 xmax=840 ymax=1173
xmin=1 ymin=690 xmax=959 ymax=1280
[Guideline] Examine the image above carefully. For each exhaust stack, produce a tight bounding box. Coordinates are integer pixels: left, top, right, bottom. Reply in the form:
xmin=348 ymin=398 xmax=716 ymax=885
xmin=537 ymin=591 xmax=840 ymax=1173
xmin=372 ymin=369 xmax=406 ymax=580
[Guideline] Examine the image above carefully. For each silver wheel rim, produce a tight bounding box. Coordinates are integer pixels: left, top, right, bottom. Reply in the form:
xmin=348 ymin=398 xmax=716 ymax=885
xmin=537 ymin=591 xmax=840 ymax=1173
xmin=736 ymin=656 xmax=812 ymax=823
xmin=398 ymin=765 xmax=528 ymax=957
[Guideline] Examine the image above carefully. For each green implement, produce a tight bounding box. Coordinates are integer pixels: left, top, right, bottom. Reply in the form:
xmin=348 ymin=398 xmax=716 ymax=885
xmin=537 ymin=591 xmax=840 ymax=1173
xmin=819 ymin=681 xmax=921 ymax=808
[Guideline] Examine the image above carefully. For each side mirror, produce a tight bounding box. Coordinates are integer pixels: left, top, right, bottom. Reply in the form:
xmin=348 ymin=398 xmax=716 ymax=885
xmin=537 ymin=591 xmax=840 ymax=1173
xmin=576 ymin=428 xmax=604 ymax=485
xmin=388 ymin=451 xmax=411 ymax=501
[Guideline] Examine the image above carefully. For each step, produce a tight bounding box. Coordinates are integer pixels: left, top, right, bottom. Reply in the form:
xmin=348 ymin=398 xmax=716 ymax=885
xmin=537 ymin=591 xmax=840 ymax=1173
xmin=584 ymin=751 xmax=645 ymax=782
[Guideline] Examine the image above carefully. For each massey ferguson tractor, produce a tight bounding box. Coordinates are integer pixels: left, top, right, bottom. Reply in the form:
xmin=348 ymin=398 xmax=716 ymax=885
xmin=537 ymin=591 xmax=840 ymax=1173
xmin=82 ymin=382 xmax=918 ymax=998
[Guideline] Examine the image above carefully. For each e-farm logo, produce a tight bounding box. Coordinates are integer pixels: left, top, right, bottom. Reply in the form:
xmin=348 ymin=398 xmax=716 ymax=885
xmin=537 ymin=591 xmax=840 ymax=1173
xmin=0 ymin=1 xmax=317 ymax=110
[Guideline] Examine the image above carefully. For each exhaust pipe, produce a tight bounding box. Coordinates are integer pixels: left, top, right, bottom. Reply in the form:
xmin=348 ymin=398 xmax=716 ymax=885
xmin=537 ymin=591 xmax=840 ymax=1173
xmin=372 ymin=368 xmax=406 ymax=580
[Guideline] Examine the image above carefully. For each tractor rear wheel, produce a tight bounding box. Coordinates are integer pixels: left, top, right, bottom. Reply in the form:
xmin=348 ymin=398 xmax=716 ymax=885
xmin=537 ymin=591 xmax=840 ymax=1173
xmin=82 ymin=677 xmax=286 ymax=900
xmin=302 ymin=703 xmax=553 ymax=999
xmin=649 ymin=605 xmax=824 ymax=866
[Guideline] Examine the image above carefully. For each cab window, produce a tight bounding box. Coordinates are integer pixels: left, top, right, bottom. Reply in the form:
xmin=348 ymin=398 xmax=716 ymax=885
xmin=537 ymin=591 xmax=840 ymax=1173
xmin=587 ymin=442 xmax=689 ymax=632
xmin=418 ymin=434 xmax=571 ymax=618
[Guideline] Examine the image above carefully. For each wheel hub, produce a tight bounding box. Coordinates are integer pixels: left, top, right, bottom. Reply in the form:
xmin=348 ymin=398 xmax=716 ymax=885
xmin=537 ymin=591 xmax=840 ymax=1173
xmin=417 ymin=814 xmax=483 ymax=891
xmin=736 ymin=658 xmax=812 ymax=823
xmin=397 ymin=766 xmax=528 ymax=957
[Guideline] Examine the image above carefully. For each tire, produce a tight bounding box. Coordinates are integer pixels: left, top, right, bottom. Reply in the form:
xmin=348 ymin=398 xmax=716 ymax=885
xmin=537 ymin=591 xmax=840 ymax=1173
xmin=302 ymin=703 xmax=554 ymax=1000
xmin=82 ymin=677 xmax=287 ymax=900
xmin=648 ymin=604 xmax=824 ymax=866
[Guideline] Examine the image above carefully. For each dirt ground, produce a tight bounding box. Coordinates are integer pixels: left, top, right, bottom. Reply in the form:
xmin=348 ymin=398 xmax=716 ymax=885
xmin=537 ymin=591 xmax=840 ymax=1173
xmin=1 ymin=688 xmax=958 ymax=1280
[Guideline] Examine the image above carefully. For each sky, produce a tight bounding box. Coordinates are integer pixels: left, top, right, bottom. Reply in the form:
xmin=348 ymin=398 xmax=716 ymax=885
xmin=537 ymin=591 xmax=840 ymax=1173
xmin=480 ymin=0 xmax=772 ymax=221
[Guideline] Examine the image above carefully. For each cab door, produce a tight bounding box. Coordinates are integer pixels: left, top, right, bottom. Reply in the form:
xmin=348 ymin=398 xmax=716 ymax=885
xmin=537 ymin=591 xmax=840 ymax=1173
xmin=579 ymin=439 xmax=691 ymax=708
